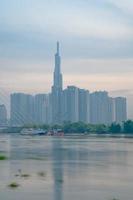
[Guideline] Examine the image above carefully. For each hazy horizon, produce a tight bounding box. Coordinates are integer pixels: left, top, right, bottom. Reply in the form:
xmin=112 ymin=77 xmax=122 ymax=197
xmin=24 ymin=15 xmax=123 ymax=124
xmin=0 ymin=0 xmax=133 ymax=119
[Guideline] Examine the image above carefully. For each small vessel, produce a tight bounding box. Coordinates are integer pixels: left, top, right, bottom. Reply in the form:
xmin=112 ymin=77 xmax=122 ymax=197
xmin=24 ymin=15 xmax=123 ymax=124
xmin=20 ymin=128 xmax=35 ymax=135
xmin=20 ymin=128 xmax=47 ymax=136
xmin=34 ymin=129 xmax=47 ymax=136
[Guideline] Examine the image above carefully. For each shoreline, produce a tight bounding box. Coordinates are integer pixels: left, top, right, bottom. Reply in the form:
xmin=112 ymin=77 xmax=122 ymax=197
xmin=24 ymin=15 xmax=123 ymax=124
xmin=1 ymin=132 xmax=133 ymax=139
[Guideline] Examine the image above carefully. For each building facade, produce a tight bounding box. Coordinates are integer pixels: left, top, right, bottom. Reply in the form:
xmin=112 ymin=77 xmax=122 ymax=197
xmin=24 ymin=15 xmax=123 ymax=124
xmin=90 ymin=91 xmax=120 ymax=125
xmin=10 ymin=93 xmax=34 ymax=126
xmin=114 ymin=97 xmax=127 ymax=123
xmin=65 ymin=86 xmax=79 ymax=123
xmin=0 ymin=104 xmax=7 ymax=126
xmin=78 ymin=89 xmax=90 ymax=123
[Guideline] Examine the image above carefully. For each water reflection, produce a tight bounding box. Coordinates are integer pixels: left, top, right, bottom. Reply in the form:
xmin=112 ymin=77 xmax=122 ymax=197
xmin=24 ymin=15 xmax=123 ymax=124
xmin=52 ymin=138 xmax=64 ymax=200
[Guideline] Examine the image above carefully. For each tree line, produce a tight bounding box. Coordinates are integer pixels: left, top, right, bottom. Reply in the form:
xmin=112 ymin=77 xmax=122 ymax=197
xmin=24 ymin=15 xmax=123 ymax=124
xmin=24 ymin=120 xmax=133 ymax=134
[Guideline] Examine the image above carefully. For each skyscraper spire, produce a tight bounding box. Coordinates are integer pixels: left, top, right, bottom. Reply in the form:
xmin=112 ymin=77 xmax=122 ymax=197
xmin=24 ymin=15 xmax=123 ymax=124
xmin=51 ymin=42 xmax=63 ymax=124
xmin=57 ymin=41 xmax=59 ymax=55
xmin=53 ymin=41 xmax=62 ymax=89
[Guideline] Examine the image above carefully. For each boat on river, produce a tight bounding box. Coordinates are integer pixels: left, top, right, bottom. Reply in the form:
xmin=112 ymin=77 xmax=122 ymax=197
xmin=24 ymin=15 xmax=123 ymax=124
xmin=20 ymin=128 xmax=47 ymax=136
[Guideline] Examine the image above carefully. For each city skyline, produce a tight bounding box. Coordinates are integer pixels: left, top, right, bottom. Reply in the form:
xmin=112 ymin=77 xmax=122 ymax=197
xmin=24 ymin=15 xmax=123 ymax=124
xmin=0 ymin=41 xmax=132 ymax=119
xmin=0 ymin=2 xmax=133 ymax=200
xmin=0 ymin=0 xmax=133 ymax=118
xmin=9 ymin=42 xmax=127 ymax=126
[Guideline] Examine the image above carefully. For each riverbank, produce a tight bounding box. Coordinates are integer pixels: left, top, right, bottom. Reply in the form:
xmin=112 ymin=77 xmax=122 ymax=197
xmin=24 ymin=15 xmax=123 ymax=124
xmin=1 ymin=120 xmax=133 ymax=135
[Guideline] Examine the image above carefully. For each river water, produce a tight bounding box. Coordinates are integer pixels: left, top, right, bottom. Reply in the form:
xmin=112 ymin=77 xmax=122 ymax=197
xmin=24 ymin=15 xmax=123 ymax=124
xmin=0 ymin=134 xmax=133 ymax=200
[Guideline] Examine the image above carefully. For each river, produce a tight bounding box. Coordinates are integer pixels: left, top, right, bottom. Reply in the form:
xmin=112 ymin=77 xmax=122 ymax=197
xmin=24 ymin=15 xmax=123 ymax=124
xmin=0 ymin=134 xmax=133 ymax=200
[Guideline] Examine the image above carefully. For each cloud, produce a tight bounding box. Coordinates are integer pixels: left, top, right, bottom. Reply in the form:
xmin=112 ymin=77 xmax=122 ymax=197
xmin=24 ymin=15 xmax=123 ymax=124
xmin=108 ymin=0 xmax=133 ymax=14
xmin=1 ymin=0 xmax=133 ymax=40
xmin=62 ymin=58 xmax=133 ymax=74
xmin=1 ymin=0 xmax=133 ymax=62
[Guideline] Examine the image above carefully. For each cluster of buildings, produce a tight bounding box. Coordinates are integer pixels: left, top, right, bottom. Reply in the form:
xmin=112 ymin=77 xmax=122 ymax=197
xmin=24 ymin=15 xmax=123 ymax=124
xmin=0 ymin=42 xmax=127 ymax=127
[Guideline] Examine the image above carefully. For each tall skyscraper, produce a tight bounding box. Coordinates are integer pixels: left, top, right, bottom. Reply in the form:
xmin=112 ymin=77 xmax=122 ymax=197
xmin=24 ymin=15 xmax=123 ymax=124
xmin=65 ymin=86 xmax=79 ymax=123
xmin=53 ymin=41 xmax=63 ymax=90
xmin=78 ymin=89 xmax=90 ymax=123
xmin=10 ymin=93 xmax=34 ymax=126
xmin=90 ymin=91 xmax=114 ymax=125
xmin=114 ymin=97 xmax=127 ymax=123
xmin=0 ymin=104 xmax=7 ymax=126
xmin=34 ymin=94 xmax=47 ymax=125
xmin=62 ymin=89 xmax=68 ymax=122
xmin=34 ymin=93 xmax=52 ymax=125
xmin=107 ymin=97 xmax=115 ymax=124
xmin=51 ymin=42 xmax=63 ymax=124
xmin=62 ymin=87 xmax=90 ymax=123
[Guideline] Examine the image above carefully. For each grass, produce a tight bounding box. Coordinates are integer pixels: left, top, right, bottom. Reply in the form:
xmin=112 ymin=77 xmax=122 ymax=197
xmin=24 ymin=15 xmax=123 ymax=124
xmin=14 ymin=169 xmax=30 ymax=178
xmin=0 ymin=155 xmax=7 ymax=160
xmin=21 ymin=174 xmax=31 ymax=178
xmin=15 ymin=171 xmax=31 ymax=178
xmin=8 ymin=182 xmax=20 ymax=189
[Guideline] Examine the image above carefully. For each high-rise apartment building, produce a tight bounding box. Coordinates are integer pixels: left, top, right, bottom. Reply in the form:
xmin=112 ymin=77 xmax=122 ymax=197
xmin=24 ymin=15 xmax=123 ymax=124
xmin=10 ymin=93 xmax=34 ymax=126
xmin=0 ymin=104 xmax=7 ymax=126
xmin=90 ymin=91 xmax=115 ymax=125
xmin=78 ymin=89 xmax=90 ymax=123
xmin=34 ymin=93 xmax=52 ymax=125
xmin=114 ymin=97 xmax=127 ymax=123
xmin=65 ymin=86 xmax=79 ymax=123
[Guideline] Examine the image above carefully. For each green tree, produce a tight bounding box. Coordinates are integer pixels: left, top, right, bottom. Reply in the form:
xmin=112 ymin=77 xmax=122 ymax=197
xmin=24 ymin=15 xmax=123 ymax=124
xmin=52 ymin=124 xmax=63 ymax=130
xmin=63 ymin=121 xmax=87 ymax=133
xmin=109 ymin=123 xmax=121 ymax=133
xmin=40 ymin=124 xmax=50 ymax=130
xmin=95 ymin=124 xmax=108 ymax=134
xmin=123 ymin=120 xmax=133 ymax=133
xmin=63 ymin=121 xmax=72 ymax=133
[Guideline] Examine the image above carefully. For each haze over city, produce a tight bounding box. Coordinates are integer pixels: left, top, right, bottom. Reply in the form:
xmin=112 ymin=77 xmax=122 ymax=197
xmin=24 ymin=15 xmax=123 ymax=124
xmin=0 ymin=0 xmax=133 ymax=118
xmin=1 ymin=2 xmax=133 ymax=200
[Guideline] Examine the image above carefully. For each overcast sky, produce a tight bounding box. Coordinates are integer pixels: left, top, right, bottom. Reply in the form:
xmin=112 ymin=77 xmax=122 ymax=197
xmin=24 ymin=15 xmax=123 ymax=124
xmin=0 ymin=0 xmax=133 ymax=118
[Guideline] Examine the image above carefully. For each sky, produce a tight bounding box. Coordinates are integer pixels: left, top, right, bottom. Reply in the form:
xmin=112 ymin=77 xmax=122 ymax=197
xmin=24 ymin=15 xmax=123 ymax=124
xmin=0 ymin=0 xmax=133 ymax=118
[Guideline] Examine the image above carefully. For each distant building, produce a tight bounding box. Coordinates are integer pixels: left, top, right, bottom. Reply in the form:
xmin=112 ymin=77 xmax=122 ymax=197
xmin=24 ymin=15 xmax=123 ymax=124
xmin=114 ymin=97 xmax=127 ymax=123
xmin=0 ymin=104 xmax=7 ymax=126
xmin=10 ymin=93 xmax=34 ymax=126
xmin=108 ymin=97 xmax=115 ymax=124
xmin=46 ymin=93 xmax=52 ymax=124
xmin=65 ymin=86 xmax=79 ymax=123
xmin=51 ymin=42 xmax=63 ymax=124
xmin=61 ymin=89 xmax=68 ymax=122
xmin=34 ymin=93 xmax=52 ymax=125
xmin=34 ymin=94 xmax=47 ymax=125
xmin=90 ymin=91 xmax=114 ymax=125
xmin=78 ymin=89 xmax=90 ymax=123
xmin=62 ymin=87 xmax=90 ymax=123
